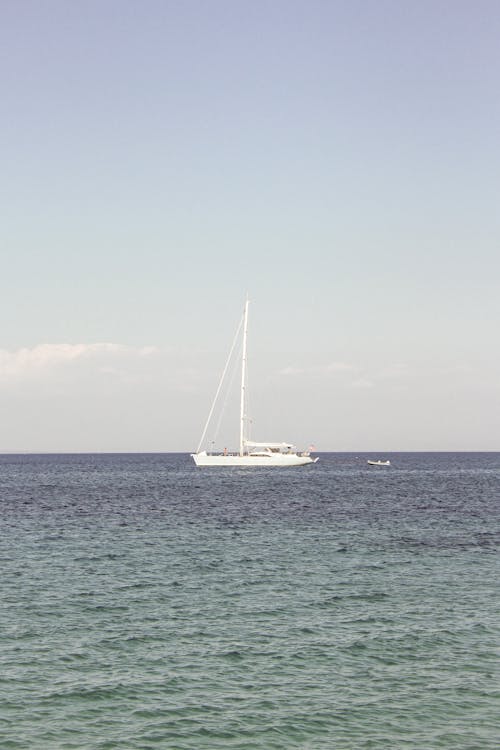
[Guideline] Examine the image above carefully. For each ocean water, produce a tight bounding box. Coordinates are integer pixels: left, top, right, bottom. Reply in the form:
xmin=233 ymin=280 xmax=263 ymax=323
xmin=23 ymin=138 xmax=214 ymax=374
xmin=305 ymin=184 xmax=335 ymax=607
xmin=0 ymin=452 xmax=499 ymax=750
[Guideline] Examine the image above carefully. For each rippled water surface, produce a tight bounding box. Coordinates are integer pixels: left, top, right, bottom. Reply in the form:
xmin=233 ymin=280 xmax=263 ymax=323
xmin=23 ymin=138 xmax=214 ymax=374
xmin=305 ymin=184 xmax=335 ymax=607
xmin=1 ymin=452 xmax=499 ymax=749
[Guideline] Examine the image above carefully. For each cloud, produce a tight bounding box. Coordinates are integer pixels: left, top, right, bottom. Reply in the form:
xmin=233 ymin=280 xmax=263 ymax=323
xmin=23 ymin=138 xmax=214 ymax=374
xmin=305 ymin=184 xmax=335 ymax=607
xmin=350 ymin=377 xmax=375 ymax=389
xmin=279 ymin=362 xmax=356 ymax=377
xmin=0 ymin=343 xmax=159 ymax=380
xmin=378 ymin=363 xmax=409 ymax=379
xmin=277 ymin=361 xmax=418 ymax=392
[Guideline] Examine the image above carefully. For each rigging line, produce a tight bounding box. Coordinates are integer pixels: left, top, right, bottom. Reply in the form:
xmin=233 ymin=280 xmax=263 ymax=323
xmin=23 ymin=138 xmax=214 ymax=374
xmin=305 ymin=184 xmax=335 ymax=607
xmin=212 ymin=336 xmax=241 ymax=448
xmin=196 ymin=313 xmax=244 ymax=454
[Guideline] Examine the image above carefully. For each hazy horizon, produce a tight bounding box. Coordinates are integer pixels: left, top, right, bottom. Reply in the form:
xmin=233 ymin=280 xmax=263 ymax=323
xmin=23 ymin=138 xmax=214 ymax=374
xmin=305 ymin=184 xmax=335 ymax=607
xmin=2 ymin=1 xmax=499 ymax=452
xmin=1 ymin=450 xmax=499 ymax=455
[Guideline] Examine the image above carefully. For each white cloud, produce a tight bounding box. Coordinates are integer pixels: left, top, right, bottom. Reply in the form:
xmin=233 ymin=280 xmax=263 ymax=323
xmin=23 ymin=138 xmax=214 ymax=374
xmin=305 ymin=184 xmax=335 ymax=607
xmin=350 ymin=377 xmax=375 ymax=389
xmin=378 ymin=363 xmax=409 ymax=379
xmin=279 ymin=362 xmax=356 ymax=377
xmin=0 ymin=343 xmax=159 ymax=380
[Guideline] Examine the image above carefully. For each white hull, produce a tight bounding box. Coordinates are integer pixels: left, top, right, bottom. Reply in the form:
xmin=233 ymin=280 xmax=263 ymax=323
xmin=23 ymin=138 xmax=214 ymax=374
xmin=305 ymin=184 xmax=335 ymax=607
xmin=192 ymin=451 xmax=318 ymax=467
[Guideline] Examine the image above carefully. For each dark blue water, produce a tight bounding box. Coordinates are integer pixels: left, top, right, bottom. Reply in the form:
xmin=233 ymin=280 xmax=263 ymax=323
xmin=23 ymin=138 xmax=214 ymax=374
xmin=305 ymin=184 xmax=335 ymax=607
xmin=1 ymin=453 xmax=499 ymax=748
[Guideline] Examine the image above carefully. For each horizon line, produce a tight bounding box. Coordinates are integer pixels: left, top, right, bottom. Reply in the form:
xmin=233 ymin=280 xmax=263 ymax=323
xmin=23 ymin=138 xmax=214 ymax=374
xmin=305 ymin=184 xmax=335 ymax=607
xmin=1 ymin=449 xmax=499 ymax=455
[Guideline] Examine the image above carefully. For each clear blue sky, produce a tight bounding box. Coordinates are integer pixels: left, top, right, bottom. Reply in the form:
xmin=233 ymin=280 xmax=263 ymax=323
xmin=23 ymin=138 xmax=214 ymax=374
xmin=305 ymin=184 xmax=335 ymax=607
xmin=1 ymin=0 xmax=499 ymax=451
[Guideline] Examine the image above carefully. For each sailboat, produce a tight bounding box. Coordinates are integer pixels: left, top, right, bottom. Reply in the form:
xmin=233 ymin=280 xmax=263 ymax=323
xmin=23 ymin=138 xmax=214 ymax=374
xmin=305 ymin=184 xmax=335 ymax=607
xmin=191 ymin=298 xmax=318 ymax=467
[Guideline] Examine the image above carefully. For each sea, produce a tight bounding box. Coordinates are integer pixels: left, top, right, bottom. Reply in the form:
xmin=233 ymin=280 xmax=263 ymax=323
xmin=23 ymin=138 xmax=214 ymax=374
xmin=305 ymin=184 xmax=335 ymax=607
xmin=0 ymin=452 xmax=499 ymax=749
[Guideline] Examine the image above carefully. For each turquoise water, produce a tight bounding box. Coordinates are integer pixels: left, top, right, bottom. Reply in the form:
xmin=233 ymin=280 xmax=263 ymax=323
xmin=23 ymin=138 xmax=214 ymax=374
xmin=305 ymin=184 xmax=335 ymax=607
xmin=1 ymin=453 xmax=499 ymax=748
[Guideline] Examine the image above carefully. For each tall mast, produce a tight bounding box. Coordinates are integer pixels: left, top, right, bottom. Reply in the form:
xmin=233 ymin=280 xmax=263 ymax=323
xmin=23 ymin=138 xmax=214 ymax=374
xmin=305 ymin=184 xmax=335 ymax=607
xmin=240 ymin=297 xmax=249 ymax=456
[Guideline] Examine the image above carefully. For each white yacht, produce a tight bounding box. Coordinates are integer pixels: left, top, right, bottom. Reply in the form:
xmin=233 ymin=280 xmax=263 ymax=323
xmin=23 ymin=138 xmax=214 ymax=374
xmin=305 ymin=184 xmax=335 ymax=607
xmin=191 ymin=298 xmax=317 ymax=467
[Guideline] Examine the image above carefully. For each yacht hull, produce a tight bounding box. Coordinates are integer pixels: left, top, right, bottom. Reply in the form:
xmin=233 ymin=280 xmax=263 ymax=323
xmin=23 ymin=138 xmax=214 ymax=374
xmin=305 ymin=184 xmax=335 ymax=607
xmin=191 ymin=451 xmax=318 ymax=467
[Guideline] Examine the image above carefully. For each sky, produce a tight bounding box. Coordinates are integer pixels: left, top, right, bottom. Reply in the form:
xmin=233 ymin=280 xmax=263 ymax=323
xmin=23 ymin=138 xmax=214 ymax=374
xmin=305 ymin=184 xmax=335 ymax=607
xmin=1 ymin=0 xmax=499 ymax=452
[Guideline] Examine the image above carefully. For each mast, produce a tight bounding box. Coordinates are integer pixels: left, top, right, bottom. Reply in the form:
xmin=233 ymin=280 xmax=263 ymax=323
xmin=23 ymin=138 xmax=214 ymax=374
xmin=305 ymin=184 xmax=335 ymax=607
xmin=239 ymin=297 xmax=249 ymax=456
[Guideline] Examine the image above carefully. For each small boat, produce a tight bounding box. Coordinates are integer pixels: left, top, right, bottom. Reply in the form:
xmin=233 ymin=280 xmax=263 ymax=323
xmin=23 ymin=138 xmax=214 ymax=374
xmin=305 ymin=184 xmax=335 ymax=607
xmin=367 ymin=459 xmax=391 ymax=467
xmin=191 ymin=298 xmax=318 ymax=467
